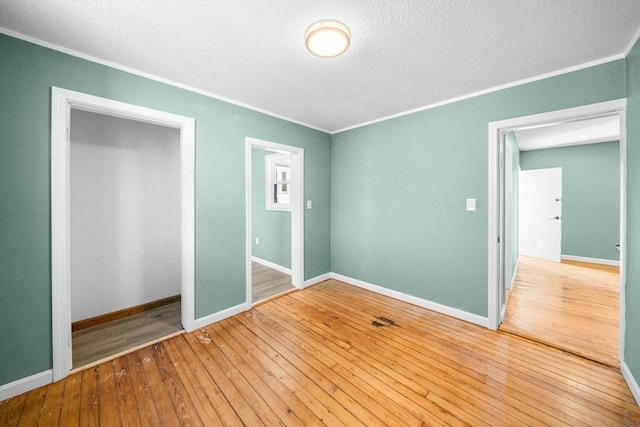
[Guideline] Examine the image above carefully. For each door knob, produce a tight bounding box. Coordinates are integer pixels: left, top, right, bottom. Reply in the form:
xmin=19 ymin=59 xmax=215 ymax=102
xmin=549 ymin=216 xmax=560 ymax=220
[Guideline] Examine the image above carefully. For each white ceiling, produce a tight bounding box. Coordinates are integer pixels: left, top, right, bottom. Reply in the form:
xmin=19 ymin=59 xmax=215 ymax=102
xmin=514 ymin=115 xmax=620 ymax=151
xmin=1 ymin=0 xmax=639 ymax=133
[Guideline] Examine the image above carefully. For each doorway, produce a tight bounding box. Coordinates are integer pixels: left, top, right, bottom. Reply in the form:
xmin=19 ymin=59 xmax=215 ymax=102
xmin=488 ymin=99 xmax=627 ymax=363
xmin=51 ymin=88 xmax=196 ymax=381
xmin=245 ymin=138 xmax=304 ymax=306
xmin=69 ymin=109 xmax=183 ymax=368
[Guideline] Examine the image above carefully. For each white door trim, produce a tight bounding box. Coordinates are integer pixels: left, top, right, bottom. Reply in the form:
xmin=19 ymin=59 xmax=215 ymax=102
xmin=51 ymin=87 xmax=196 ymax=381
xmin=487 ymin=99 xmax=627 ymax=364
xmin=503 ymin=137 xmax=513 ymax=292
xmin=245 ymin=137 xmax=304 ymax=308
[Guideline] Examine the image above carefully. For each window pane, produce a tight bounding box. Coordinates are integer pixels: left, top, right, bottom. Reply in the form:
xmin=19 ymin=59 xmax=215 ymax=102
xmin=275 ymin=163 xmax=289 ymax=182
xmin=274 ymin=184 xmax=291 ymax=204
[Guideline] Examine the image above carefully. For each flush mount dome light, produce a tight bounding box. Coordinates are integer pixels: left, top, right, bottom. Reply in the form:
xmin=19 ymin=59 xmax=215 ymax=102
xmin=305 ymin=20 xmax=350 ymax=58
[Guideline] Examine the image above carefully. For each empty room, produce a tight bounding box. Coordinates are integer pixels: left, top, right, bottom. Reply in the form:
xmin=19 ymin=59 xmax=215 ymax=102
xmin=1 ymin=0 xmax=640 ymax=425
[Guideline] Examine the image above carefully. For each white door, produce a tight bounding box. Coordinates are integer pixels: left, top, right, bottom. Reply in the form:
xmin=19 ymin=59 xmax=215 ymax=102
xmin=518 ymin=167 xmax=562 ymax=262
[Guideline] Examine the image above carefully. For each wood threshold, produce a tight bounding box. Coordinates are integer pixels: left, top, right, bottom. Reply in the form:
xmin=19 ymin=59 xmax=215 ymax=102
xmin=71 ymin=294 xmax=181 ymax=332
xmin=70 ymin=329 xmax=185 ymax=374
xmin=252 ymin=287 xmax=298 ymax=307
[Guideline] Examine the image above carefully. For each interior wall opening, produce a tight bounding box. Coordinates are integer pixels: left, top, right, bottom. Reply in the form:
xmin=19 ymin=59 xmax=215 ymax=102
xmin=250 ymin=148 xmax=295 ymax=303
xmin=69 ymin=109 xmax=183 ymax=369
xmin=245 ymin=137 xmax=304 ymax=307
xmin=488 ymin=99 xmax=626 ymax=367
xmin=52 ymin=87 xmax=196 ymax=381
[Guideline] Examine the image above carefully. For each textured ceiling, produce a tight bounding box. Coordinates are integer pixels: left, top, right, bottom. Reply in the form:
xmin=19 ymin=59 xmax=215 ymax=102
xmin=1 ymin=0 xmax=639 ymax=133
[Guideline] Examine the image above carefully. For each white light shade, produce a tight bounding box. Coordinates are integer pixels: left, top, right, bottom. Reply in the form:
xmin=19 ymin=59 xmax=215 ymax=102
xmin=305 ymin=20 xmax=350 ymax=58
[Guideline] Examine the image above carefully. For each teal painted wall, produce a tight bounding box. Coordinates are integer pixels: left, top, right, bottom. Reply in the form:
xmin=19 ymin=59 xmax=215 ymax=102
xmin=625 ymin=36 xmax=640 ymax=392
xmin=251 ymin=148 xmax=291 ymax=268
xmin=0 ymin=33 xmax=331 ymax=386
xmin=331 ymin=59 xmax=626 ymax=317
xmin=520 ymin=141 xmax=620 ymax=261
xmin=2 ymin=29 xmax=638 ymax=394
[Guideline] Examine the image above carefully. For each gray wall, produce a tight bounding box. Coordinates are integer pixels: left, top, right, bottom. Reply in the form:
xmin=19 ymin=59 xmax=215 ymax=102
xmin=70 ymin=110 xmax=181 ymax=321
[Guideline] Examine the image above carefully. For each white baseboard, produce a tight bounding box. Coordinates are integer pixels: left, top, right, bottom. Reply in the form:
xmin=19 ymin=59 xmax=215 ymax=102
xmin=0 ymin=369 xmax=53 ymax=401
xmin=192 ymin=303 xmax=247 ymax=330
xmin=621 ymin=361 xmax=640 ymax=406
xmin=251 ymin=256 xmax=292 ymax=275
xmin=330 ymin=273 xmax=488 ymax=328
xmin=561 ymin=254 xmax=620 ymax=266
xmin=303 ymin=273 xmax=331 ymax=288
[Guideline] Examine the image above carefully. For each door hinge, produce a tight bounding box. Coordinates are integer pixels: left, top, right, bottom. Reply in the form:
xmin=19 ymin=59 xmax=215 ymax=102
xmin=67 ymin=127 xmax=70 ymax=142
xmin=497 ymin=236 xmax=500 ymax=243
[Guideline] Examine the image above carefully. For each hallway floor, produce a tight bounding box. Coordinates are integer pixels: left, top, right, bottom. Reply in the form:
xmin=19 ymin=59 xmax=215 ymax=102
xmin=500 ymin=256 xmax=619 ymax=367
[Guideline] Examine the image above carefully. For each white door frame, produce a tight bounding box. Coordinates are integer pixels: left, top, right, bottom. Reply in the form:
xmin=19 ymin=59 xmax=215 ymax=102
xmin=245 ymin=137 xmax=304 ymax=307
xmin=51 ymin=87 xmax=196 ymax=381
xmin=488 ymin=99 xmax=627 ymax=361
xmin=503 ymin=136 xmax=513 ymax=292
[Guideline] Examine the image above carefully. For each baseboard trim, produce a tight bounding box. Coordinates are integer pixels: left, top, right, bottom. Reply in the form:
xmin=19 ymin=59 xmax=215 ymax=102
xmin=251 ymin=256 xmax=292 ymax=276
xmin=303 ymin=273 xmax=331 ymax=288
xmin=0 ymin=369 xmax=53 ymax=401
xmin=330 ymin=273 xmax=488 ymax=328
xmin=192 ymin=303 xmax=247 ymax=330
xmin=621 ymin=361 xmax=640 ymax=406
xmin=72 ymin=294 xmax=181 ymax=332
xmin=561 ymin=254 xmax=620 ymax=266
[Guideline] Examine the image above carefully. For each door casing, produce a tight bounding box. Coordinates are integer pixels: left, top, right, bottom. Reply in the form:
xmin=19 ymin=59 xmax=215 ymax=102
xmin=245 ymin=137 xmax=304 ymax=307
xmin=51 ymin=87 xmax=196 ymax=381
xmin=487 ymin=99 xmax=627 ymax=364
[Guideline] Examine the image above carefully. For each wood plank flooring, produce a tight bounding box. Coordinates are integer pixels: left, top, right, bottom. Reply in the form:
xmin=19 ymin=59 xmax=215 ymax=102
xmin=252 ymin=261 xmax=294 ymax=303
xmin=500 ymin=256 xmax=619 ymax=367
xmin=72 ymin=302 xmax=183 ymax=369
xmin=3 ymin=279 xmax=638 ymax=426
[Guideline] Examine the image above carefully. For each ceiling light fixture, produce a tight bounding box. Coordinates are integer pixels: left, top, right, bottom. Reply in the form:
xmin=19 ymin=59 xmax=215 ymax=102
xmin=305 ymin=20 xmax=350 ymax=58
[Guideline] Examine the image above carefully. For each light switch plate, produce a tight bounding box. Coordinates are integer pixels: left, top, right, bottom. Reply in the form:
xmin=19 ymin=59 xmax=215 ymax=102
xmin=306 ymin=200 xmax=312 ymax=209
xmin=466 ymin=198 xmax=476 ymax=211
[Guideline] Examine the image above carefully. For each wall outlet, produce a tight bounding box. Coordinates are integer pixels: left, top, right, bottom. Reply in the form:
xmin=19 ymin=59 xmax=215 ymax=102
xmin=255 ymin=237 xmax=259 ymax=245
xmin=466 ymin=198 xmax=476 ymax=211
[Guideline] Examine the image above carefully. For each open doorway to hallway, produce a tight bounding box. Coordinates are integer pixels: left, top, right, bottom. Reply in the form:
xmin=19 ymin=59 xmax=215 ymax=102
xmin=502 ymin=116 xmax=621 ymax=366
xmin=488 ymin=99 xmax=626 ymax=367
xmin=245 ymin=138 xmax=304 ymax=306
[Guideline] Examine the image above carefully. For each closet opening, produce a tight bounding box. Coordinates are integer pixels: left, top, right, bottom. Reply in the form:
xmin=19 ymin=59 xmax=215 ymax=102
xmin=69 ymin=109 xmax=182 ymax=369
xmin=52 ymin=88 xmax=195 ymax=381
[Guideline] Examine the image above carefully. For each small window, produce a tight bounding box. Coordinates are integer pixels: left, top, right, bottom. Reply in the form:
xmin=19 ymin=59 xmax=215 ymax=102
xmin=266 ymin=153 xmax=291 ymax=211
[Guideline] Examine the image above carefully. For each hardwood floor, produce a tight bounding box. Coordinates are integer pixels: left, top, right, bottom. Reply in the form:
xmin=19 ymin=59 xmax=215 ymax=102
xmin=252 ymin=261 xmax=294 ymax=303
xmin=72 ymin=302 xmax=183 ymax=369
xmin=500 ymin=256 xmax=619 ymax=367
xmin=3 ymin=279 xmax=638 ymax=426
